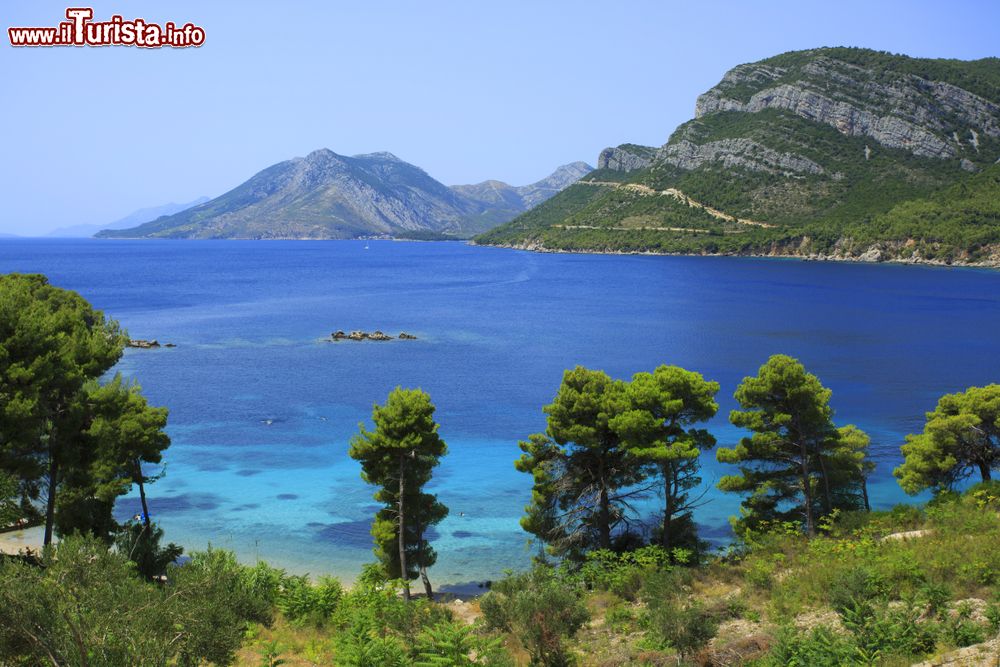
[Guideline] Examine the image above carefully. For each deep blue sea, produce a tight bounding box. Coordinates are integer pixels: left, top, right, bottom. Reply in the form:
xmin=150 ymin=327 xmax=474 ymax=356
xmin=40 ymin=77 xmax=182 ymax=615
xmin=3 ymin=239 xmax=1000 ymax=588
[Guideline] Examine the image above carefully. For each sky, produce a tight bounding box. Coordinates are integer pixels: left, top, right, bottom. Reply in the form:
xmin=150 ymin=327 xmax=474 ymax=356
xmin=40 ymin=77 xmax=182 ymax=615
xmin=2 ymin=0 xmax=999 ymax=235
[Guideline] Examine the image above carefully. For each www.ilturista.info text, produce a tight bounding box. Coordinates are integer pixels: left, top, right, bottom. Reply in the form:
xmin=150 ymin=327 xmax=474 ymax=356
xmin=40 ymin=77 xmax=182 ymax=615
xmin=8 ymin=8 xmax=205 ymax=48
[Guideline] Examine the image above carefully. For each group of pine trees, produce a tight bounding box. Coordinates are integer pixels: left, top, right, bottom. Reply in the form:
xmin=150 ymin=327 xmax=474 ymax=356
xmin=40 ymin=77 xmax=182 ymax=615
xmin=514 ymin=355 xmax=1000 ymax=565
xmin=0 ymin=274 xmax=173 ymax=562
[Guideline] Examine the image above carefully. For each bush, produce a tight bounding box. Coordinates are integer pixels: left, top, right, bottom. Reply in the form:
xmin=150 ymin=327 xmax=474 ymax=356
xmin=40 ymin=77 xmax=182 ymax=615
xmin=829 ymin=566 xmax=889 ymax=614
xmin=168 ymin=547 xmax=277 ymax=664
xmin=481 ymin=566 xmax=589 ymax=666
xmin=759 ymin=626 xmax=857 ymax=667
xmin=576 ymin=546 xmax=677 ymax=600
xmin=0 ymin=535 xmax=267 ymax=666
xmin=278 ymin=574 xmax=343 ymax=626
xmin=114 ymin=520 xmax=183 ymax=580
xmin=839 ymin=600 xmax=937 ymax=661
xmin=942 ymin=601 xmax=987 ymax=648
xmin=642 ymin=570 xmax=719 ymax=658
xmin=415 ymin=619 xmax=512 ymax=667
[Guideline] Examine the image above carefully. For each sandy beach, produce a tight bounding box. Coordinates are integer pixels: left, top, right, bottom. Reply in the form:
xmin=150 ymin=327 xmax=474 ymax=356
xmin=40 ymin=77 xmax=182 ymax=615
xmin=0 ymin=525 xmax=45 ymax=557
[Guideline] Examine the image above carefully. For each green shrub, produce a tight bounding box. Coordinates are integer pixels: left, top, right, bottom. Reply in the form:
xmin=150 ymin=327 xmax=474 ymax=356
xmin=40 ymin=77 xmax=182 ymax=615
xmin=278 ymin=574 xmax=343 ymax=626
xmin=829 ymin=567 xmax=889 ymax=614
xmin=481 ymin=566 xmax=589 ymax=666
xmin=942 ymin=601 xmax=987 ymax=648
xmin=642 ymin=570 xmax=719 ymax=658
xmin=759 ymin=626 xmax=858 ymax=667
xmin=576 ymin=546 xmax=677 ymax=600
xmin=114 ymin=520 xmax=183 ymax=580
xmin=414 ymin=619 xmax=512 ymax=667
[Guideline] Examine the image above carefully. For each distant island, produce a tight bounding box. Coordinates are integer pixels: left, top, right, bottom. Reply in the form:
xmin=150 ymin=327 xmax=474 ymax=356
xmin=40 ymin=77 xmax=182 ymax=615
xmin=475 ymin=48 xmax=1000 ymax=268
xmin=96 ymin=152 xmax=591 ymax=240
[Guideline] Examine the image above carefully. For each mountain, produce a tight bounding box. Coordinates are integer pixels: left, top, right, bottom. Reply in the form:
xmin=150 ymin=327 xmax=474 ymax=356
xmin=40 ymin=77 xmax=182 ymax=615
xmin=97 ymin=151 xmax=591 ymax=240
xmin=476 ymin=48 xmax=1000 ymax=266
xmin=47 ymin=197 xmax=210 ymax=238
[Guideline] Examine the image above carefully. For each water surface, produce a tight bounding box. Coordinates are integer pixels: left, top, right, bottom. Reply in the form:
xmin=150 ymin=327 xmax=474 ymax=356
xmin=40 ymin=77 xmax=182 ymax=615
xmin=2 ymin=239 xmax=999 ymax=585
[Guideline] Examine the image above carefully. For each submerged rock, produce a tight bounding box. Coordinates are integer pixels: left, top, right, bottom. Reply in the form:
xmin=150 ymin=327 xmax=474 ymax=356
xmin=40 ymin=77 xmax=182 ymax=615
xmin=399 ymin=332 xmax=417 ymax=340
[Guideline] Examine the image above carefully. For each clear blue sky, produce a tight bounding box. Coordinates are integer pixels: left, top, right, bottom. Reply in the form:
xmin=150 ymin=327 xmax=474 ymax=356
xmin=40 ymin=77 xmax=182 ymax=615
xmin=2 ymin=0 xmax=999 ymax=235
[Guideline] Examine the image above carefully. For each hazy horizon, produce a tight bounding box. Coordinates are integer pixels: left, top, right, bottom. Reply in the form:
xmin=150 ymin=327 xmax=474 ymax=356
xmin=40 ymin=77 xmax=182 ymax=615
xmin=2 ymin=0 xmax=999 ymax=236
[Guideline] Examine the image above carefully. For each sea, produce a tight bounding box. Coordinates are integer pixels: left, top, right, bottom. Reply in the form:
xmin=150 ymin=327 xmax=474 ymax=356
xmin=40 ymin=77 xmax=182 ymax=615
xmin=3 ymin=239 xmax=1000 ymax=590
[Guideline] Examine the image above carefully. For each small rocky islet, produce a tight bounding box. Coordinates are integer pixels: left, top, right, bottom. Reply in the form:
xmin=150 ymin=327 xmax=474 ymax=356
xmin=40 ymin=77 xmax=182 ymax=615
xmin=330 ymin=330 xmax=417 ymax=342
xmin=126 ymin=339 xmax=176 ymax=349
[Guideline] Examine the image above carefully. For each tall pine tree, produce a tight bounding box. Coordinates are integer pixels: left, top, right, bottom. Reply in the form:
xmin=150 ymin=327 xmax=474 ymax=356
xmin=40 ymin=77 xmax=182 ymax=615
xmin=718 ymin=355 xmax=871 ymax=537
xmin=349 ymin=387 xmax=448 ymax=600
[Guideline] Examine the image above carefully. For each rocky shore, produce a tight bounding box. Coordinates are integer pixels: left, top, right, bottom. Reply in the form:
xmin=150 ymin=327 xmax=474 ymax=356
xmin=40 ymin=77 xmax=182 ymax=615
xmin=471 ymin=241 xmax=1000 ymax=270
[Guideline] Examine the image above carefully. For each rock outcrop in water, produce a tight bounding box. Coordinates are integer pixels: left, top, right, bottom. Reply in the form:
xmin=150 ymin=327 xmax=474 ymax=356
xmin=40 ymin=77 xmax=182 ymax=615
xmin=331 ymin=330 xmax=417 ymax=341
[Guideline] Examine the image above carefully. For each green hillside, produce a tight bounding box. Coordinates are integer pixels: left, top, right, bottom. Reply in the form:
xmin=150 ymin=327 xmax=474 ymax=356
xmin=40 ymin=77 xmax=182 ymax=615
xmin=476 ymin=48 xmax=1000 ymax=266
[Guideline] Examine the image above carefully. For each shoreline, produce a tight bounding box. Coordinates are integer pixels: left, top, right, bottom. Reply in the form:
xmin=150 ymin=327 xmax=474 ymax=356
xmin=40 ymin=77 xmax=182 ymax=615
xmin=469 ymin=240 xmax=1000 ymax=271
xmin=0 ymin=525 xmax=45 ymax=557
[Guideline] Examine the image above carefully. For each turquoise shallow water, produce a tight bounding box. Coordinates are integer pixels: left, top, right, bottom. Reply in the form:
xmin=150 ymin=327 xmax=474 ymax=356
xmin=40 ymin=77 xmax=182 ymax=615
xmin=3 ymin=239 xmax=1000 ymax=588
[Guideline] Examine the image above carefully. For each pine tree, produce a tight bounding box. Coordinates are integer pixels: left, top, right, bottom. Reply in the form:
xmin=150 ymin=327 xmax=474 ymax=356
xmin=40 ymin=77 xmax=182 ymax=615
xmin=895 ymin=384 xmax=1000 ymax=494
xmin=612 ymin=365 xmax=719 ymax=554
xmin=718 ymin=355 xmax=871 ymax=536
xmin=349 ymin=387 xmax=448 ymax=600
xmin=516 ymin=367 xmax=649 ymax=557
xmin=0 ymin=274 xmax=126 ymax=545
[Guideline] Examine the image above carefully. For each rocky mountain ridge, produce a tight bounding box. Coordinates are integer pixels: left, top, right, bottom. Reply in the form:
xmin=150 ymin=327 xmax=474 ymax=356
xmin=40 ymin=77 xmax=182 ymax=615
xmin=477 ymin=47 xmax=1000 ymax=266
xmin=98 ymin=151 xmax=591 ymax=240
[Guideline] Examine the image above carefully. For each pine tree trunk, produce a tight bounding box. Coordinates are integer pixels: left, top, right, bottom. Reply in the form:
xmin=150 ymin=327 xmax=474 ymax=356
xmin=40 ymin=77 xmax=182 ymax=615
xmin=662 ymin=465 xmax=673 ymax=553
xmin=135 ymin=460 xmax=151 ymax=529
xmin=800 ymin=443 xmax=815 ymax=537
xmin=817 ymin=455 xmax=833 ymax=514
xmin=398 ymin=457 xmax=410 ymax=601
xmin=861 ymin=475 xmax=871 ymax=512
xmin=416 ymin=524 xmax=433 ymax=599
xmin=420 ymin=565 xmax=433 ymax=600
xmin=43 ymin=455 xmax=58 ymax=547
xmin=980 ymin=462 xmax=992 ymax=482
xmin=598 ymin=454 xmax=611 ymax=549
xmin=598 ymin=484 xmax=611 ymax=549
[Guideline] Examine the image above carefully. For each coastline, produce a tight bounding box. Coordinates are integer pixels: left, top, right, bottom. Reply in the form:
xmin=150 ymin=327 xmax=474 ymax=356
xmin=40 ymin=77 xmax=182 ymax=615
xmin=0 ymin=525 xmax=45 ymax=557
xmin=469 ymin=240 xmax=1000 ymax=271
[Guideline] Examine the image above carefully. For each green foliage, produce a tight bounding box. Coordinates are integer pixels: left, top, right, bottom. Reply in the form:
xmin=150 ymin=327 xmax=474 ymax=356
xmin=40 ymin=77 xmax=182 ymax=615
xmin=0 ymin=273 xmax=128 ymax=543
xmin=642 ymin=569 xmax=719 ymax=658
xmin=415 ymin=619 xmax=511 ymax=667
xmin=840 ymin=600 xmax=938 ymax=660
xmin=257 ymin=640 xmax=286 ymax=667
xmin=576 ymin=545 xmax=679 ymax=600
xmin=0 ymin=470 xmax=21 ymax=527
xmin=614 ymin=365 xmax=719 ymax=554
xmin=0 ymin=534 xmax=267 ymax=666
xmin=349 ymin=387 xmax=448 ymax=597
xmin=481 ymin=566 xmax=590 ymax=666
xmin=759 ymin=626 xmax=859 ymax=667
xmin=278 ymin=574 xmax=344 ymax=626
xmin=718 ymin=355 xmax=872 ymax=536
xmin=168 ymin=547 xmax=278 ymax=664
xmin=114 ymin=520 xmax=183 ymax=580
xmin=516 ymin=366 xmax=641 ymax=556
xmin=517 ymin=364 xmax=718 ymax=560
xmin=895 ymin=383 xmax=1000 ymax=494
